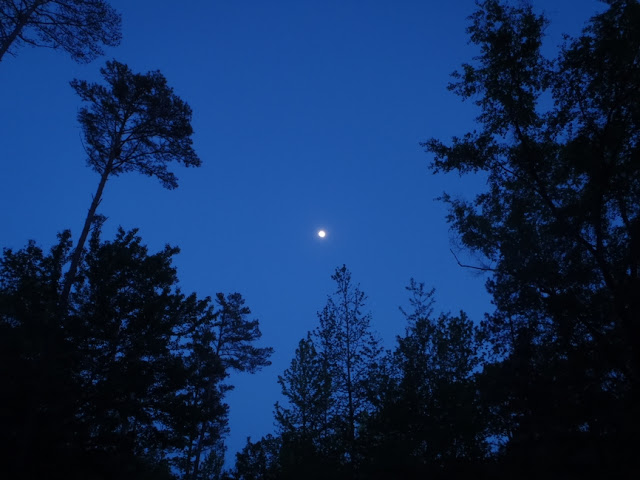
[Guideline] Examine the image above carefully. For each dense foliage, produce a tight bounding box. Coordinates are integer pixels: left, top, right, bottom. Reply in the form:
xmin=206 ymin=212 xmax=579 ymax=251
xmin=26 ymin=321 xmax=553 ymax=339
xmin=423 ymin=0 xmax=640 ymax=475
xmin=0 ymin=228 xmax=271 ymax=479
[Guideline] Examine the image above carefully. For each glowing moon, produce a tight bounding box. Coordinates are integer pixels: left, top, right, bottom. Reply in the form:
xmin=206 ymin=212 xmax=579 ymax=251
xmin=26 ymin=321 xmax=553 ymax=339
xmin=318 ymin=230 xmax=326 ymax=238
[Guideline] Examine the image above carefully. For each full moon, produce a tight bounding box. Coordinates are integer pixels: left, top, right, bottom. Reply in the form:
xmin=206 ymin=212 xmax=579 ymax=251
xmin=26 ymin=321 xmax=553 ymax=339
xmin=318 ymin=230 xmax=326 ymax=238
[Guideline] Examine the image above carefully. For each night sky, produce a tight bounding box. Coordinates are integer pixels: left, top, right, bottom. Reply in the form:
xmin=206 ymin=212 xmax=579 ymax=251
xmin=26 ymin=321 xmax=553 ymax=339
xmin=0 ymin=0 xmax=603 ymax=464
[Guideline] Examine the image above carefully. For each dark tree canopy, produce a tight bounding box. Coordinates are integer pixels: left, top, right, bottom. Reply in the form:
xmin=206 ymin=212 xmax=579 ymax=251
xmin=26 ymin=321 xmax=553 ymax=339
xmin=213 ymin=292 xmax=274 ymax=374
xmin=361 ymin=281 xmax=487 ymax=479
xmin=233 ymin=435 xmax=282 ymax=480
xmin=275 ymin=335 xmax=330 ymax=439
xmin=71 ymin=60 xmax=201 ymax=188
xmin=0 ymin=0 xmax=121 ymax=62
xmin=423 ymin=0 xmax=640 ymax=474
xmin=0 ymin=229 xmax=271 ymax=479
xmin=257 ymin=275 xmax=487 ymax=480
xmin=273 ymin=335 xmax=333 ymax=479
xmin=314 ymin=265 xmax=382 ymax=461
xmin=265 ymin=266 xmax=383 ymax=479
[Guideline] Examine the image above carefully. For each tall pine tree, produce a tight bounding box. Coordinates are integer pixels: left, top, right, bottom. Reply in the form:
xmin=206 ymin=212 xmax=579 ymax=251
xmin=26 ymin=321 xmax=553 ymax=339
xmin=423 ymin=0 xmax=640 ymax=474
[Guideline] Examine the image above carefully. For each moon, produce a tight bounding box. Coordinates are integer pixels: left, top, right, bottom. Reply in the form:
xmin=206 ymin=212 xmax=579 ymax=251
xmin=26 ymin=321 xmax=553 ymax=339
xmin=317 ymin=230 xmax=326 ymax=238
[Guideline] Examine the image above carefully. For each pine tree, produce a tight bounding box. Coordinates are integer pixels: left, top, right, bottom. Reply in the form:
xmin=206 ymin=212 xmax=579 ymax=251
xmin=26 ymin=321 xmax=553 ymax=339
xmin=313 ymin=265 xmax=382 ymax=467
xmin=61 ymin=60 xmax=201 ymax=311
xmin=0 ymin=229 xmax=272 ymax=479
xmin=274 ymin=335 xmax=333 ymax=478
xmin=422 ymin=0 xmax=640 ymax=474
xmin=360 ymin=281 xmax=486 ymax=478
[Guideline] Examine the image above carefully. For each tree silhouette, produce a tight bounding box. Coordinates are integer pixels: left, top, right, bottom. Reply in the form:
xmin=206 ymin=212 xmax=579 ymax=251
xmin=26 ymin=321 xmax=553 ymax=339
xmin=0 ymin=229 xmax=271 ymax=479
xmin=0 ymin=0 xmax=121 ymax=63
xmin=61 ymin=60 xmax=201 ymax=311
xmin=275 ymin=335 xmax=331 ymax=442
xmin=232 ymin=435 xmax=282 ymax=480
xmin=0 ymin=232 xmax=79 ymax=478
xmin=359 ymin=281 xmax=487 ymax=479
xmin=274 ymin=335 xmax=333 ymax=479
xmin=259 ymin=266 xmax=381 ymax=478
xmin=423 ymin=0 xmax=640 ymax=474
xmin=314 ymin=265 xmax=382 ymax=467
xmin=213 ymin=292 xmax=274 ymax=374
xmin=184 ymin=292 xmax=273 ymax=479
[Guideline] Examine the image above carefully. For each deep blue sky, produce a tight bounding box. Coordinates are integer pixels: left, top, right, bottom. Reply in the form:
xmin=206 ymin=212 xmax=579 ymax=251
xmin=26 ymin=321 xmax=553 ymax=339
xmin=0 ymin=0 xmax=603 ymax=465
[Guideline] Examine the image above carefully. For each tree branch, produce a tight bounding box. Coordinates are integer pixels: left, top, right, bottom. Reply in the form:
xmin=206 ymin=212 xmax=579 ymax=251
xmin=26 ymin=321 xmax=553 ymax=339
xmin=450 ymin=249 xmax=496 ymax=272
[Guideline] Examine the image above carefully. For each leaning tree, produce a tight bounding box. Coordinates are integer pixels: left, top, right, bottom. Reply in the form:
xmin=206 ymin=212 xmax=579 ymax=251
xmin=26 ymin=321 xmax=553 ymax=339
xmin=60 ymin=60 xmax=201 ymax=310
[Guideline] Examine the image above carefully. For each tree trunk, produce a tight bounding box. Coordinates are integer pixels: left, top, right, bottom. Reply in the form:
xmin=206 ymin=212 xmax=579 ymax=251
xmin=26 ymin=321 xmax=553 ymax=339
xmin=59 ymin=167 xmax=110 ymax=313
xmin=191 ymin=421 xmax=208 ymax=479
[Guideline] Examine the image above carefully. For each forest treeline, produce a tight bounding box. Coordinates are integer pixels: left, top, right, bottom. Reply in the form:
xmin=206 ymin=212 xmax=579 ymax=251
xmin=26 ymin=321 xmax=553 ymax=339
xmin=1 ymin=0 xmax=639 ymax=479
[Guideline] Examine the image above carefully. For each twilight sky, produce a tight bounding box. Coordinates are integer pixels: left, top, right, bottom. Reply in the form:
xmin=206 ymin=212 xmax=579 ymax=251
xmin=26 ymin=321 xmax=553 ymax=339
xmin=0 ymin=0 xmax=603 ymax=464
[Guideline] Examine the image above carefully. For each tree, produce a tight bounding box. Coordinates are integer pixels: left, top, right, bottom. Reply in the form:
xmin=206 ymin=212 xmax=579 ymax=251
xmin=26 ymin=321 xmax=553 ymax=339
xmin=158 ymin=291 xmax=229 ymax=480
xmin=0 ymin=0 xmax=121 ymax=63
xmin=360 ymin=281 xmax=487 ymax=479
xmin=274 ymin=335 xmax=333 ymax=479
xmin=422 ymin=0 xmax=640 ymax=473
xmin=258 ymin=266 xmax=381 ymax=479
xmin=275 ymin=336 xmax=330 ymax=439
xmin=61 ymin=60 xmax=201 ymax=310
xmin=232 ymin=435 xmax=282 ymax=480
xmin=0 ymin=232 xmax=83 ymax=478
xmin=213 ymin=292 xmax=274 ymax=374
xmin=0 ymin=228 xmax=189 ymax=478
xmin=183 ymin=292 xmax=274 ymax=479
xmin=0 ymin=229 xmax=271 ymax=479
xmin=395 ymin=313 xmax=486 ymax=471
xmin=313 ymin=265 xmax=382 ymax=469
xmin=70 ymin=228 xmax=199 ymax=478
